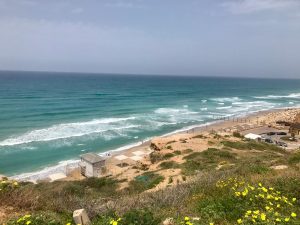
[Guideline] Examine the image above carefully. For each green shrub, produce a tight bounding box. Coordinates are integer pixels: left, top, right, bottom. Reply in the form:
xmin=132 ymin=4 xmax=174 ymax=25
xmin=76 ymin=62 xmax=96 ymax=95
xmin=288 ymin=152 xmax=300 ymax=165
xmin=166 ymin=145 xmax=173 ymax=150
xmin=149 ymin=152 xmax=163 ymax=164
xmin=233 ymin=132 xmax=243 ymax=138
xmin=163 ymin=153 xmax=175 ymax=159
xmin=182 ymin=149 xmax=193 ymax=154
xmin=120 ymin=209 xmax=161 ymax=225
xmin=7 ymin=214 xmax=68 ymax=225
xmin=192 ymin=134 xmax=207 ymax=139
xmin=222 ymin=140 xmax=284 ymax=152
xmin=159 ymin=161 xmax=180 ymax=169
xmin=174 ymin=150 xmax=181 ymax=155
xmin=128 ymin=172 xmax=164 ymax=192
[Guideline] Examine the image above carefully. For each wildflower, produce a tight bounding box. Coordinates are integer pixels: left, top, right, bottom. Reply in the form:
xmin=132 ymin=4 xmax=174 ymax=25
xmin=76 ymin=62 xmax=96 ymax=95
xmin=26 ymin=221 xmax=31 ymax=225
xmin=260 ymin=213 xmax=266 ymax=221
xmin=292 ymin=198 xmax=297 ymax=202
xmin=291 ymin=212 xmax=297 ymax=218
xmin=237 ymin=218 xmax=243 ymax=224
xmin=285 ymin=217 xmax=290 ymax=222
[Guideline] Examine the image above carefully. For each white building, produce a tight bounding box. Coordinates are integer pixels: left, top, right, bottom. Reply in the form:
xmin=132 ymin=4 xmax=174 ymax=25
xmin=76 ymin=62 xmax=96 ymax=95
xmin=79 ymin=153 xmax=106 ymax=178
xmin=244 ymin=133 xmax=262 ymax=141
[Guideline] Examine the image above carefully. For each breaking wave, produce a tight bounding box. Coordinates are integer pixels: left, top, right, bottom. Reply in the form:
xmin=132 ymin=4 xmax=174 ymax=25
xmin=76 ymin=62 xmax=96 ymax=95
xmin=0 ymin=117 xmax=136 ymax=146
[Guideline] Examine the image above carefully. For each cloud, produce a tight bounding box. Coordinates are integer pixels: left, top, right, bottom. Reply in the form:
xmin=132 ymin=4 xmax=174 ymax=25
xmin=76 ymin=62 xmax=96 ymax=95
xmin=71 ymin=7 xmax=83 ymax=14
xmin=221 ymin=0 xmax=299 ymax=14
xmin=105 ymin=0 xmax=144 ymax=9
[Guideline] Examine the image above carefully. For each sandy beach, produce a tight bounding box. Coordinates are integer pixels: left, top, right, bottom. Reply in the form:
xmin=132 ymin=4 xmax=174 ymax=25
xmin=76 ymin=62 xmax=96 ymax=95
xmin=59 ymin=107 xmax=300 ymax=190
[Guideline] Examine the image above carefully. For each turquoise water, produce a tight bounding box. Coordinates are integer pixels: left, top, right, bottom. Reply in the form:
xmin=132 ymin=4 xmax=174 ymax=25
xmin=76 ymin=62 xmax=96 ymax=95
xmin=0 ymin=71 xmax=300 ymax=178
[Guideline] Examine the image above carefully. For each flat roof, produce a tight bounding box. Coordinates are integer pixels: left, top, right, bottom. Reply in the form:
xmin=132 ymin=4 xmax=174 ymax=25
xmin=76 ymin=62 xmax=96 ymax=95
xmin=80 ymin=153 xmax=104 ymax=164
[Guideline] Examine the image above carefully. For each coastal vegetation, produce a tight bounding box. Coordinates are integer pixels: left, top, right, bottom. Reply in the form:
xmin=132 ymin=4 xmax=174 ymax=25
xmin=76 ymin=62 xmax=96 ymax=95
xmin=1 ymin=135 xmax=300 ymax=224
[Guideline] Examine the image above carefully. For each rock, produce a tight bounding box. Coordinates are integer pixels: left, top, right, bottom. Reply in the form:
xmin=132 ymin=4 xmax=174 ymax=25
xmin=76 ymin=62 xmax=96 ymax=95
xmin=73 ymin=209 xmax=91 ymax=225
xmin=163 ymin=218 xmax=174 ymax=225
xmin=271 ymin=165 xmax=288 ymax=170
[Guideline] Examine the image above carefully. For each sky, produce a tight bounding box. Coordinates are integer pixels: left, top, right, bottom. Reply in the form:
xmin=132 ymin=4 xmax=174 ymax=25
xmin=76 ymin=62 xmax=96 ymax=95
xmin=0 ymin=0 xmax=300 ymax=78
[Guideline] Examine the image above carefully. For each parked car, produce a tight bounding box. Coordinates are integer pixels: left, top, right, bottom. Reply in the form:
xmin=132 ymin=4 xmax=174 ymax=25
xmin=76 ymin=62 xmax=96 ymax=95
xmin=265 ymin=138 xmax=273 ymax=143
xmin=277 ymin=141 xmax=288 ymax=147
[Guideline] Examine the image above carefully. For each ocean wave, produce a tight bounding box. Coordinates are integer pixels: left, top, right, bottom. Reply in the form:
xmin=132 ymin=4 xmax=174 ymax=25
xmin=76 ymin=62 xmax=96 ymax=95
xmin=211 ymin=97 xmax=241 ymax=102
xmin=0 ymin=117 xmax=137 ymax=146
xmin=255 ymin=93 xmax=300 ymax=99
xmin=216 ymin=106 xmax=232 ymax=109
xmin=12 ymin=139 xmax=150 ymax=181
xmin=154 ymin=108 xmax=198 ymax=115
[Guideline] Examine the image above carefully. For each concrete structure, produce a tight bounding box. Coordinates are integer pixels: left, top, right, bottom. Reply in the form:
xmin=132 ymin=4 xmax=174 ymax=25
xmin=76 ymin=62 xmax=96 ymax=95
xmin=79 ymin=153 xmax=105 ymax=177
xmin=289 ymin=123 xmax=300 ymax=135
xmin=244 ymin=133 xmax=262 ymax=140
xmin=73 ymin=209 xmax=91 ymax=225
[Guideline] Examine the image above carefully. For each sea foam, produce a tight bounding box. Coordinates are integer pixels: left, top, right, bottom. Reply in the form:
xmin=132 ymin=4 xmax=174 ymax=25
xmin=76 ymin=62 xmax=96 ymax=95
xmin=0 ymin=117 xmax=136 ymax=146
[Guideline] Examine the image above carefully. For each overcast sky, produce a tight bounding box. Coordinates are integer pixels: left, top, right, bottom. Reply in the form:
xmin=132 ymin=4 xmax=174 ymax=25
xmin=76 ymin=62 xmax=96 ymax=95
xmin=0 ymin=0 xmax=299 ymax=78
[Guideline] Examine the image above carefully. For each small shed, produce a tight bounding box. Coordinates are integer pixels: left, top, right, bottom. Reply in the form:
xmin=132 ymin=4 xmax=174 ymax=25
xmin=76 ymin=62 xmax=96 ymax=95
xmin=79 ymin=153 xmax=105 ymax=177
xmin=289 ymin=123 xmax=300 ymax=136
xmin=244 ymin=133 xmax=262 ymax=141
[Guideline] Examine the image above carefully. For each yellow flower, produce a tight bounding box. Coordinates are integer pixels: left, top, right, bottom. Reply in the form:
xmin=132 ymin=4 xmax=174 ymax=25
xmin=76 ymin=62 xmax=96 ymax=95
xmin=26 ymin=221 xmax=31 ymax=225
xmin=237 ymin=218 xmax=243 ymax=224
xmin=291 ymin=212 xmax=297 ymax=218
xmin=184 ymin=216 xmax=190 ymax=221
xmin=292 ymin=198 xmax=297 ymax=202
xmin=285 ymin=217 xmax=290 ymax=222
xmin=209 ymin=223 xmax=214 ymax=225
xmin=66 ymin=223 xmax=71 ymax=225
xmin=254 ymin=210 xmax=260 ymax=215
xmin=260 ymin=213 xmax=266 ymax=221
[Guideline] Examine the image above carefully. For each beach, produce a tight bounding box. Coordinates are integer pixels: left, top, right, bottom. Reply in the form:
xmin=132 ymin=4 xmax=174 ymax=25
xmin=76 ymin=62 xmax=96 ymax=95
xmin=24 ymin=107 xmax=299 ymax=188
xmin=1 ymin=73 xmax=300 ymax=179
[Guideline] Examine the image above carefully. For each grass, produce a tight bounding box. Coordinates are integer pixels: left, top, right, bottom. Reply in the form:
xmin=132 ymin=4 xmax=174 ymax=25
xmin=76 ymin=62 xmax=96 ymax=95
xmin=288 ymin=152 xmax=300 ymax=165
xmin=159 ymin=161 xmax=180 ymax=169
xmin=181 ymin=148 xmax=237 ymax=175
xmin=3 ymin=137 xmax=300 ymax=225
xmin=163 ymin=153 xmax=175 ymax=159
xmin=233 ymin=131 xmax=243 ymax=138
xmin=192 ymin=134 xmax=207 ymax=139
xmin=182 ymin=149 xmax=193 ymax=154
xmin=174 ymin=150 xmax=181 ymax=155
xmin=222 ymin=140 xmax=284 ymax=152
xmin=127 ymin=172 xmax=164 ymax=193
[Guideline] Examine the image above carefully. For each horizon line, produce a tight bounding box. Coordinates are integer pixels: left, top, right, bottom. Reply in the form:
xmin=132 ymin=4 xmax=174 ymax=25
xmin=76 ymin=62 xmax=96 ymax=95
xmin=0 ymin=69 xmax=299 ymax=80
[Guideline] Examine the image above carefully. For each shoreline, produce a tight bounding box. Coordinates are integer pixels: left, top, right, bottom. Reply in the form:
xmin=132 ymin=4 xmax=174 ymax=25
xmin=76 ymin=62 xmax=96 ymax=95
xmin=9 ymin=106 xmax=298 ymax=181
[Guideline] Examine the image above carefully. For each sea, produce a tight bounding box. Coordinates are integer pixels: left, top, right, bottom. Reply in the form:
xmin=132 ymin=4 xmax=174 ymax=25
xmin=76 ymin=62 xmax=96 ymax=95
xmin=0 ymin=71 xmax=300 ymax=180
